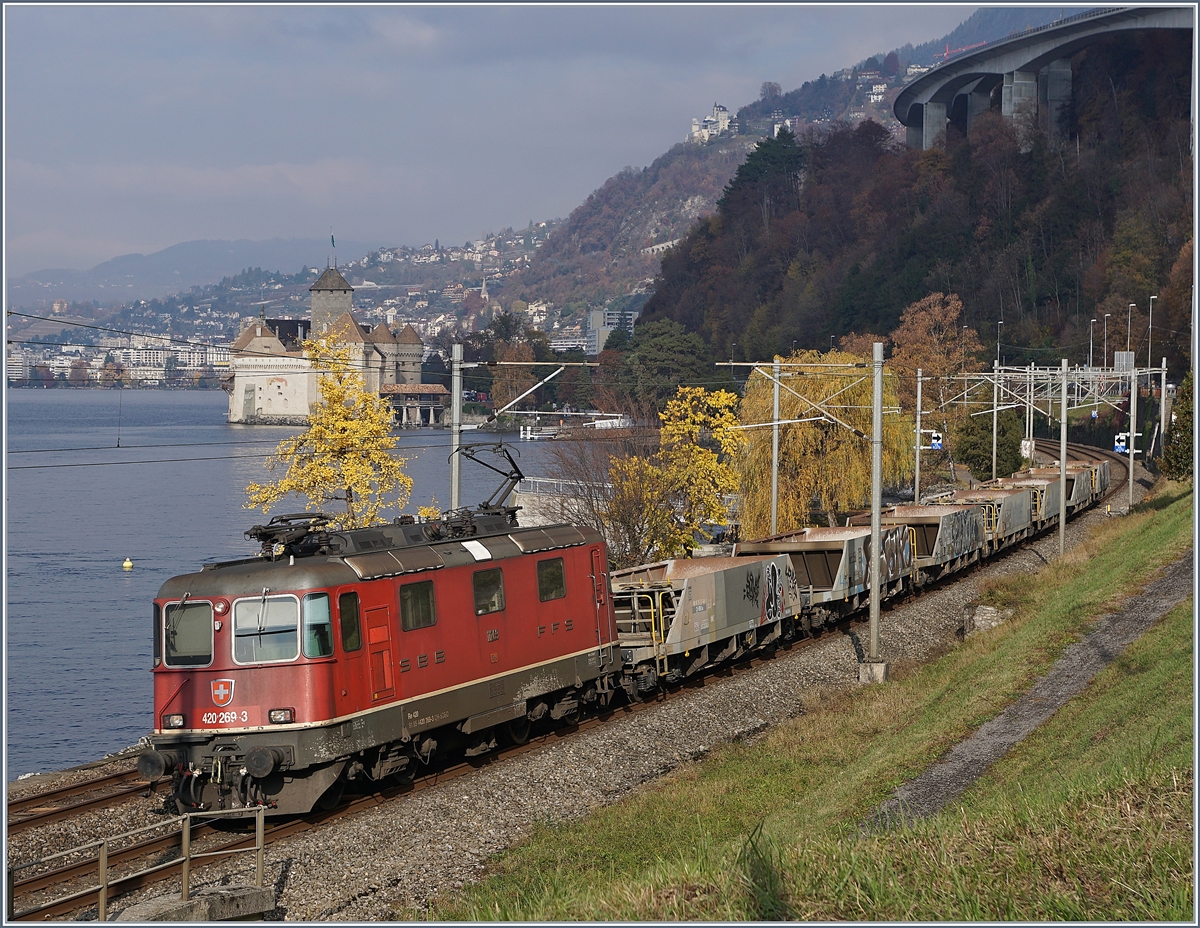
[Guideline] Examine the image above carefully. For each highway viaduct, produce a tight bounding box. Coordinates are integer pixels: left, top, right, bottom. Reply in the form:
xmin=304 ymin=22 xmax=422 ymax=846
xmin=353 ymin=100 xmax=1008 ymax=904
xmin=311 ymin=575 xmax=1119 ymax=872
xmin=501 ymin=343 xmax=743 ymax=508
xmin=894 ymin=6 xmax=1194 ymax=150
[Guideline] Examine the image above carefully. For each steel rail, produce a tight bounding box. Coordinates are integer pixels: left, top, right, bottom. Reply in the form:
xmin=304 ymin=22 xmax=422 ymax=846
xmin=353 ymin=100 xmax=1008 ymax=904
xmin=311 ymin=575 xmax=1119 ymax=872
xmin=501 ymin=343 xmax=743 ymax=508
xmin=8 ymin=780 xmax=160 ymax=835
xmin=7 ymin=767 xmax=141 ymax=815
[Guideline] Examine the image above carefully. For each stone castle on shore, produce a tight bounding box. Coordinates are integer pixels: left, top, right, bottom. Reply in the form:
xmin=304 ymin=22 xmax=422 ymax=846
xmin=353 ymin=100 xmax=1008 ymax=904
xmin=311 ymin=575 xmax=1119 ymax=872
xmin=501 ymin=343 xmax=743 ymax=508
xmin=225 ymin=266 xmax=441 ymax=425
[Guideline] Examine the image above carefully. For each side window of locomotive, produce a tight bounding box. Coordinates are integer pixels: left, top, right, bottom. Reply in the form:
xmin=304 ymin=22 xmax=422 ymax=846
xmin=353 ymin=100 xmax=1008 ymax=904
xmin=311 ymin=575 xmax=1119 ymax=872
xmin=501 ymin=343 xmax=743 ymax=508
xmin=338 ymin=591 xmax=362 ymax=652
xmin=233 ymin=595 xmax=300 ymax=664
xmin=473 ymin=568 xmax=505 ymax=615
xmin=153 ymin=603 xmax=162 ymax=667
xmin=537 ymin=558 xmax=566 ymax=602
xmin=163 ymin=600 xmax=214 ymax=668
xmin=400 ymin=580 xmax=437 ymax=631
xmin=302 ymin=593 xmax=334 ymax=658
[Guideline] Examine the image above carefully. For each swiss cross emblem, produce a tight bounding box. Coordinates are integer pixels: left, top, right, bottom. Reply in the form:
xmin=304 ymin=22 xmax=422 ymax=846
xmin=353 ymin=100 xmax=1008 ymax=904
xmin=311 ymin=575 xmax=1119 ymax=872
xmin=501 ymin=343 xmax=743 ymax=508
xmin=210 ymin=679 xmax=235 ymax=707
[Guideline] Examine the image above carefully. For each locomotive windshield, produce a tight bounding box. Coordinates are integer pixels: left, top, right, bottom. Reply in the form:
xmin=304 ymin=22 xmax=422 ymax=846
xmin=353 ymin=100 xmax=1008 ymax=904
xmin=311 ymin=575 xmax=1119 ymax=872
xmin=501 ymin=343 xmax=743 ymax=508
xmin=163 ymin=600 xmax=214 ymax=667
xmin=234 ymin=594 xmax=300 ymax=664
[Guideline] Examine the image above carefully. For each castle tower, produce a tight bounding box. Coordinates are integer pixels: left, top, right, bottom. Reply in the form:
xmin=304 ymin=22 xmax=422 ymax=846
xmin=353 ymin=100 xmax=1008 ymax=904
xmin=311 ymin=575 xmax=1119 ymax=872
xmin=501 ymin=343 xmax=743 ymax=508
xmin=309 ymin=266 xmax=354 ymax=335
xmin=395 ymin=324 xmax=424 ymax=386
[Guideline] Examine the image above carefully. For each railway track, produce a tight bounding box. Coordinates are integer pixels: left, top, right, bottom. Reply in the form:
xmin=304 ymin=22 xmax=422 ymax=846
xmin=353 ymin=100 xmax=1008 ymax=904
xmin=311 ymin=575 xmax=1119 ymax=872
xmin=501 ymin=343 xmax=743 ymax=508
xmin=10 ymin=442 xmax=1132 ymax=920
xmin=7 ymin=643 xmax=797 ymax=921
xmin=7 ymin=768 xmax=161 ymax=836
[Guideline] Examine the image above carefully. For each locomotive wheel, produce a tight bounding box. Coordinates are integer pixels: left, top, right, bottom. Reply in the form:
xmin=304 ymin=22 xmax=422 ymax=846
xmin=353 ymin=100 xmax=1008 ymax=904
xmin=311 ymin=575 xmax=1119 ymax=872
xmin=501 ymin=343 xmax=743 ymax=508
xmin=506 ymin=716 xmax=532 ymax=745
xmin=316 ymin=775 xmax=346 ymax=811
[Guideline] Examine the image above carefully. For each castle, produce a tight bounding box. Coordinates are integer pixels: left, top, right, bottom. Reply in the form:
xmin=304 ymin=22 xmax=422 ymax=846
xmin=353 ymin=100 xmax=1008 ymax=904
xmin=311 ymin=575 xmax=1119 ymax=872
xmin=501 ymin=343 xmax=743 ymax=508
xmin=225 ymin=266 xmax=427 ymax=425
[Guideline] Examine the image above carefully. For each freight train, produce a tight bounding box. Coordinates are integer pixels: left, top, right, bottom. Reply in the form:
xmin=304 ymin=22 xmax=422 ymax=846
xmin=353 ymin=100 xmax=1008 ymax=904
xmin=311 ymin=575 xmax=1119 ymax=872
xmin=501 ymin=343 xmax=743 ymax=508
xmin=138 ymin=449 xmax=1111 ymax=816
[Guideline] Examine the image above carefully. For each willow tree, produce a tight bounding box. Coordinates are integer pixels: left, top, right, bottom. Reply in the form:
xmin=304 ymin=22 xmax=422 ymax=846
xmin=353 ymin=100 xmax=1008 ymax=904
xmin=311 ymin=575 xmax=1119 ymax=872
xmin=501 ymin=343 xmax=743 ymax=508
xmin=737 ymin=349 xmax=911 ymax=536
xmin=246 ymin=336 xmax=413 ymax=528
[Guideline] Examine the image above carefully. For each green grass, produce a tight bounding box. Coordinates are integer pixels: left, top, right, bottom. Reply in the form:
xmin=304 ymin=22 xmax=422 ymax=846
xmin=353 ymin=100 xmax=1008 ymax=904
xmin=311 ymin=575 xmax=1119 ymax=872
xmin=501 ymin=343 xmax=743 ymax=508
xmin=422 ymin=483 xmax=1193 ymax=921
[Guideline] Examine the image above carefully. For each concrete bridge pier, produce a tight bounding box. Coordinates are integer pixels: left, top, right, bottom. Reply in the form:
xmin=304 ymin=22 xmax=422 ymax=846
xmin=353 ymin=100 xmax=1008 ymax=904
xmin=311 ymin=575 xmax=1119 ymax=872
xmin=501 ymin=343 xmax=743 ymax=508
xmin=1040 ymin=58 xmax=1073 ymax=137
xmin=922 ymin=101 xmax=947 ymax=149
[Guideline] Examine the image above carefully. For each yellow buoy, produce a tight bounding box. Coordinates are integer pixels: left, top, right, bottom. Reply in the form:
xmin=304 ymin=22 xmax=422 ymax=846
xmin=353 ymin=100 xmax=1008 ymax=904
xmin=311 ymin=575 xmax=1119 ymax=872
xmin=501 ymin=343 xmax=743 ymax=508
xmin=122 ymin=558 xmax=134 ymax=570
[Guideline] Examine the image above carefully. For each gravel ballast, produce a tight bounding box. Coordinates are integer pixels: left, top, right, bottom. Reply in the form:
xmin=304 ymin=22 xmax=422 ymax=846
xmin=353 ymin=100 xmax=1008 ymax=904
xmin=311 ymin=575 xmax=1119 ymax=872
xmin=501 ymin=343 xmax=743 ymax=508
xmin=9 ymin=464 xmax=1167 ymax=921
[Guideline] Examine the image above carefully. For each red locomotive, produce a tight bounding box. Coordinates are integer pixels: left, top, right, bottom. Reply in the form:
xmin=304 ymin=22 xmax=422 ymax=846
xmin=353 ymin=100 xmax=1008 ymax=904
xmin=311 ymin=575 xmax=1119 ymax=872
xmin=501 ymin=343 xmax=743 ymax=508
xmin=139 ymin=453 xmax=621 ymax=815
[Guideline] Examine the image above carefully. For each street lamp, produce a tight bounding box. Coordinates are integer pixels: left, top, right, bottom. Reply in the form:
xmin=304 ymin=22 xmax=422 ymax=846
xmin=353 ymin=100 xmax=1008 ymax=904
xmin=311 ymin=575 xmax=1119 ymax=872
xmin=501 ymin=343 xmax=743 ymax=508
xmin=1127 ymin=303 xmax=1134 ymax=351
xmin=1089 ymin=318 xmax=1096 ymax=368
xmin=1103 ymin=313 xmax=1110 ymax=367
xmin=996 ymin=320 xmax=1004 ymax=364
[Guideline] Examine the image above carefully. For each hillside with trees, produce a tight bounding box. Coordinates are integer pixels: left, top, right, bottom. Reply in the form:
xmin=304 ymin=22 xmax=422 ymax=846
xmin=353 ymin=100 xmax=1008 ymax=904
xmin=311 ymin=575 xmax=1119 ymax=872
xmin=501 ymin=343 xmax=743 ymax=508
xmin=502 ymin=139 xmax=756 ymax=323
xmin=643 ymin=30 xmax=1194 ymax=380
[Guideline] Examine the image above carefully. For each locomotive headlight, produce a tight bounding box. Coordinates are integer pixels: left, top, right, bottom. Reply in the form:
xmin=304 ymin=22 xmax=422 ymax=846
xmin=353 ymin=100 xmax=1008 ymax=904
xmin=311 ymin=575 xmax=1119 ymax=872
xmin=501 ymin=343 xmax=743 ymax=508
xmin=268 ymin=708 xmax=294 ymax=724
xmin=213 ymin=600 xmax=228 ymax=615
xmin=163 ymin=714 xmax=185 ymax=729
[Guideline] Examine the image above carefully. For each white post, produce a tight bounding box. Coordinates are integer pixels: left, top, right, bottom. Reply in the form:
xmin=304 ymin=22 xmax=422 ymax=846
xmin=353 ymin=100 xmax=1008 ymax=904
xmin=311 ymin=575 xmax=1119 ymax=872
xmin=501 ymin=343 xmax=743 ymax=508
xmin=1059 ymin=359 xmax=1068 ymax=556
xmin=861 ymin=341 xmax=887 ymax=683
xmin=1160 ymin=357 xmax=1168 ymax=443
xmin=1148 ymin=295 xmax=1155 ymax=372
xmin=771 ymin=358 xmax=780 ymax=534
xmin=1129 ymin=365 xmax=1137 ymax=511
xmin=914 ymin=369 xmax=922 ymax=503
xmin=991 ymin=360 xmax=999 ymax=480
xmin=450 ymin=343 xmax=463 ymax=510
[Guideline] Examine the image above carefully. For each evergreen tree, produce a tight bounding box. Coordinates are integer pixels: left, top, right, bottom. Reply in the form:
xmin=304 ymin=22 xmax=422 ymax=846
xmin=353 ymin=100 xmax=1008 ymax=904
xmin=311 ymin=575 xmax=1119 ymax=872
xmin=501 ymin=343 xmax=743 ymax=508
xmin=1159 ymin=370 xmax=1192 ymax=481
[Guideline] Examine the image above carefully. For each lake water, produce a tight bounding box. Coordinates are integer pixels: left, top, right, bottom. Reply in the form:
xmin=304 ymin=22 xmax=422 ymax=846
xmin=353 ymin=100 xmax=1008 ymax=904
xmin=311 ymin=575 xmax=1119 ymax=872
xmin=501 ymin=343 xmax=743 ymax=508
xmin=4 ymin=389 xmax=553 ymax=778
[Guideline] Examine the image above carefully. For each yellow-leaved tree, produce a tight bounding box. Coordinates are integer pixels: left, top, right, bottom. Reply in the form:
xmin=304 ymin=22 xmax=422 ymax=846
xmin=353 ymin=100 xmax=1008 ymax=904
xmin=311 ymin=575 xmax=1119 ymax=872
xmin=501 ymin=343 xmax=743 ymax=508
xmin=602 ymin=386 xmax=743 ymax=564
xmin=737 ymin=349 xmax=911 ymax=536
xmin=246 ymin=335 xmax=413 ymax=528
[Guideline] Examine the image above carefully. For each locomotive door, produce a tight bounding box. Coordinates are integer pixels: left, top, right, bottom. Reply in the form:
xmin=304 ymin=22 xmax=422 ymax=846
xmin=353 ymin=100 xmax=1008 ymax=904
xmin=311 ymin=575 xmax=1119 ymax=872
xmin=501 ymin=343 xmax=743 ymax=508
xmin=365 ymin=606 xmax=396 ymax=702
xmin=590 ymin=548 xmax=611 ymax=662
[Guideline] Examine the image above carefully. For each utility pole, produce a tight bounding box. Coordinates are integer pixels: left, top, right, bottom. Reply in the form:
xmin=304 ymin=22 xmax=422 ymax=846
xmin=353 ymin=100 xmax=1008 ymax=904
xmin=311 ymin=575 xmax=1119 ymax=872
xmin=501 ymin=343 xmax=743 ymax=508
xmin=914 ymin=369 xmax=922 ymax=503
xmin=1148 ymin=295 xmax=1156 ymax=373
xmin=1059 ymin=359 xmax=1068 ymax=556
xmin=1160 ymin=357 xmax=1168 ymax=445
xmin=1089 ymin=318 xmax=1096 ymax=368
xmin=991 ymin=359 xmax=999 ymax=480
xmin=1127 ymin=303 xmax=1134 ymax=351
xmin=450 ymin=343 xmax=463 ymax=510
xmin=1129 ymin=364 xmax=1137 ymax=511
xmin=770 ymin=357 xmax=780 ymax=534
xmin=860 ymin=342 xmax=888 ymax=684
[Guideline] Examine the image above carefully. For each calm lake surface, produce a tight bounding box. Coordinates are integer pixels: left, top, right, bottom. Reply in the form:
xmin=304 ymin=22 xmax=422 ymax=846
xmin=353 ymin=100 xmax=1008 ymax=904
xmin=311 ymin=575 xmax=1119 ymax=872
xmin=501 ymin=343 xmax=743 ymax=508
xmin=5 ymin=389 xmax=552 ymax=779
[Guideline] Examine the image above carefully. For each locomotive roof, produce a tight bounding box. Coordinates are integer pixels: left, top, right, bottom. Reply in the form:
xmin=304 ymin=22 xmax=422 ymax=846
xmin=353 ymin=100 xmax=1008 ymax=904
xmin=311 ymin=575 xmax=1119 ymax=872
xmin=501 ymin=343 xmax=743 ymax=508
xmin=156 ymin=521 xmax=603 ymax=600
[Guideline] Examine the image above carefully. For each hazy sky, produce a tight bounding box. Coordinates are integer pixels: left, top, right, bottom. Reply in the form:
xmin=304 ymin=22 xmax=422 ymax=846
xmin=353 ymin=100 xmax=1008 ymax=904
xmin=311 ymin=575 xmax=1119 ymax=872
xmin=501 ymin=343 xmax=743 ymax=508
xmin=5 ymin=3 xmax=982 ymax=276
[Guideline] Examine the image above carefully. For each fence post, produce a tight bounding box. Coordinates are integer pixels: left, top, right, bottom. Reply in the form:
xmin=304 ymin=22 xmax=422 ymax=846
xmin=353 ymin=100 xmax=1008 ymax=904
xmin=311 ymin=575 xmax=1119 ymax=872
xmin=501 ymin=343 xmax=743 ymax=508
xmin=180 ymin=814 xmax=191 ymax=901
xmin=255 ymin=806 xmax=265 ymax=888
xmin=7 ymin=866 xmax=15 ymax=921
xmin=98 ymin=840 xmax=109 ymax=922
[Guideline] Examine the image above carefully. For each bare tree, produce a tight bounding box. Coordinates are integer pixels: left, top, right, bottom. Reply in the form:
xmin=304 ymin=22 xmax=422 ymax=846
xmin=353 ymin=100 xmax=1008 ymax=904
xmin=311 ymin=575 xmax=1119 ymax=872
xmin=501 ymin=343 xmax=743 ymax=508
xmin=760 ymin=81 xmax=782 ymax=102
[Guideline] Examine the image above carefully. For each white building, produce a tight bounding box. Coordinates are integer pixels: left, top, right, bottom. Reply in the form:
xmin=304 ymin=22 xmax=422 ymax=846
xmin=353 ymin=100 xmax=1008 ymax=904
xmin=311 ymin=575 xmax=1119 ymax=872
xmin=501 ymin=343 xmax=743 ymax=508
xmin=688 ymin=102 xmax=732 ymax=143
xmin=225 ymin=265 xmax=424 ymax=425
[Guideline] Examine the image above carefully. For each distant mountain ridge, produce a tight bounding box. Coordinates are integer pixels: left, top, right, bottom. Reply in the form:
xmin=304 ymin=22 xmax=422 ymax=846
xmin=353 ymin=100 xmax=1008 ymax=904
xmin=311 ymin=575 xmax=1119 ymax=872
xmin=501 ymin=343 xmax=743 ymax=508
xmin=7 ymin=237 xmax=379 ymax=306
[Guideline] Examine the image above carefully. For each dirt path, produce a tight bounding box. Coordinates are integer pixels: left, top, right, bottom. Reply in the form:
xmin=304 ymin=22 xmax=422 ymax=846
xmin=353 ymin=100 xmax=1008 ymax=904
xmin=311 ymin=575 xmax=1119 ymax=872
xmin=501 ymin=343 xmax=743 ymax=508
xmin=864 ymin=549 xmax=1194 ymax=832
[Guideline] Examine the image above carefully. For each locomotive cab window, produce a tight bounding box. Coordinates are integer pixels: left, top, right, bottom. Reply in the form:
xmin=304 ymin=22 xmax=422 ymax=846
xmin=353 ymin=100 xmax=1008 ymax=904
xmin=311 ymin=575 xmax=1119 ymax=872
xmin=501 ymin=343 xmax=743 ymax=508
xmin=400 ymin=580 xmax=437 ymax=631
xmin=233 ymin=595 xmax=300 ymax=664
xmin=473 ymin=568 xmax=505 ymax=615
xmin=537 ymin=558 xmax=566 ymax=602
xmin=339 ymin=591 xmax=362 ymax=651
xmin=153 ymin=603 xmax=162 ymax=667
xmin=163 ymin=600 xmax=214 ymax=668
xmin=302 ymin=593 xmax=334 ymax=658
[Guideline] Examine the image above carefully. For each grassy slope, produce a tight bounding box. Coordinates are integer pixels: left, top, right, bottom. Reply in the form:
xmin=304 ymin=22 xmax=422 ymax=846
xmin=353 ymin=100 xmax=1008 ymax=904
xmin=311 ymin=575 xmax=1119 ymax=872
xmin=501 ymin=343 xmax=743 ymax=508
xmin=426 ymin=483 xmax=1193 ymax=921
